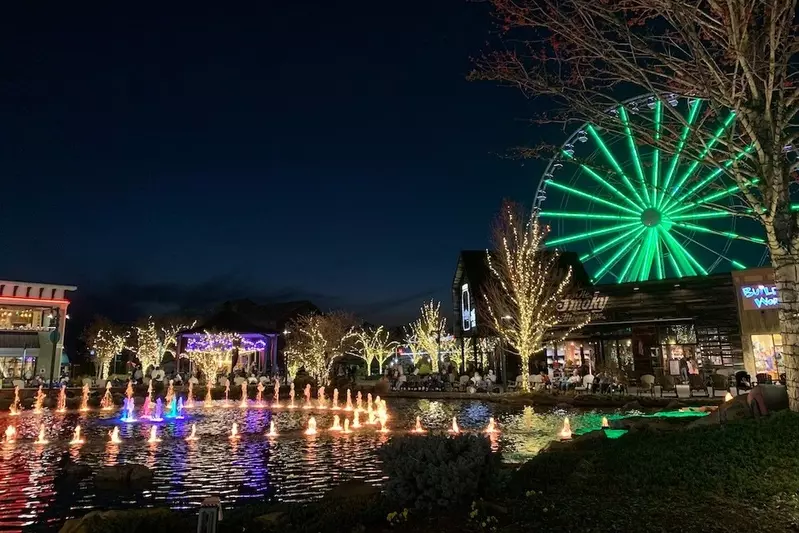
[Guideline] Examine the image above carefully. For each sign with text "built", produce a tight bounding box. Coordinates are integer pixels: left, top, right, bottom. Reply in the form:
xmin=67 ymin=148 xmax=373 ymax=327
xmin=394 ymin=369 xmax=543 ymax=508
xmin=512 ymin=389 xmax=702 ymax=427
xmin=741 ymin=285 xmax=779 ymax=310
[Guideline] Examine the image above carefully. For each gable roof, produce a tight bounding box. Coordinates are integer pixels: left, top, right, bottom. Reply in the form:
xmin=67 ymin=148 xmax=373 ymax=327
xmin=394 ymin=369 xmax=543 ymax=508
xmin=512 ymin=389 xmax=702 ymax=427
xmin=181 ymin=300 xmax=320 ymax=335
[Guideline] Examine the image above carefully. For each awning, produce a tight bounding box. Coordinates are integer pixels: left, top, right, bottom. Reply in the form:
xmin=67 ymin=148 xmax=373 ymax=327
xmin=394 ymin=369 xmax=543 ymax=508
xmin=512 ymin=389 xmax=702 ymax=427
xmin=60 ymin=351 xmax=69 ymax=365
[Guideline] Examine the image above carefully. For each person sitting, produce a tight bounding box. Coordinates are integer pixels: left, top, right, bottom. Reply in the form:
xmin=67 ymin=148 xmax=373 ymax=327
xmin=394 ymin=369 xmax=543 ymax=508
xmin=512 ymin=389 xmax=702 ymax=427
xmin=486 ymin=369 xmax=496 ymax=383
xmin=173 ymin=373 xmax=183 ymax=386
xmin=248 ymin=373 xmax=258 ymax=385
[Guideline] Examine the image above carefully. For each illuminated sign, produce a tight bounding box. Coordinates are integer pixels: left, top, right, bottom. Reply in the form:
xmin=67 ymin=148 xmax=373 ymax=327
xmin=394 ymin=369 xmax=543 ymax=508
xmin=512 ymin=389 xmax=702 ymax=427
xmin=461 ymin=284 xmax=476 ymax=331
xmin=741 ymin=285 xmax=779 ymax=310
xmin=557 ymin=291 xmax=609 ymax=313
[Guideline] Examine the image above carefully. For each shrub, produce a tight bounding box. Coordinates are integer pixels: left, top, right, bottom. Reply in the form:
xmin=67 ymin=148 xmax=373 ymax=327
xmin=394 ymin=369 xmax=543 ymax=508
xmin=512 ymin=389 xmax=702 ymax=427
xmin=378 ymin=434 xmax=500 ymax=511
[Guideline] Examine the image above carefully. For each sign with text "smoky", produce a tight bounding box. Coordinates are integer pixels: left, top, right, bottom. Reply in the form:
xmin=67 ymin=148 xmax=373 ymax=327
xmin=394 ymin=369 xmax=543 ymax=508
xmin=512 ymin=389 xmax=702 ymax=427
xmin=556 ymin=291 xmax=610 ymax=313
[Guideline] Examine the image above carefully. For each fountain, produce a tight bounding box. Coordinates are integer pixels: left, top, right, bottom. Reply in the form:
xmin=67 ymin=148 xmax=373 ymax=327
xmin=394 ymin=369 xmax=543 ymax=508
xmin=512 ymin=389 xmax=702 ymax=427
xmin=9 ymin=386 xmax=21 ymax=416
xmin=120 ymin=397 xmax=137 ymax=422
xmin=223 ymin=382 xmax=230 ymax=406
xmin=342 ymin=419 xmax=352 ymax=434
xmin=267 ymin=420 xmax=278 ymax=438
xmin=126 ymin=380 xmax=134 ymax=401
xmin=5 ymin=425 xmax=16 ymax=443
xmin=56 ymin=384 xmax=67 ymax=413
xmin=34 ymin=424 xmax=48 ymax=445
xmin=330 ymin=415 xmax=342 ymax=432
xmin=288 ymin=383 xmax=296 ymax=408
xmin=366 ymin=403 xmax=375 ymax=424
xmin=33 ymin=385 xmax=45 ymax=413
xmin=100 ymin=382 xmax=114 ymax=411
xmin=165 ymin=380 xmax=175 ymax=407
xmin=77 ymin=384 xmax=89 ymax=412
xmin=176 ymin=397 xmax=185 ymax=419
xmin=305 ymin=416 xmax=317 ymax=436
xmin=165 ymin=397 xmax=177 ymax=418
xmin=366 ymin=393 xmax=373 ymax=413
xmin=355 ymin=391 xmax=363 ymax=411
xmin=141 ymin=396 xmax=152 ymax=419
xmin=449 ymin=417 xmax=460 ymax=434
xmin=148 ymin=426 xmax=161 ymax=444
xmin=352 ymin=411 xmax=361 ymax=428
xmin=331 ymin=389 xmax=339 ymax=410
xmin=345 ymin=389 xmax=353 ymax=411
xmin=318 ymin=386 xmax=327 ymax=409
xmin=559 ymin=417 xmax=572 ymax=441
xmin=151 ymin=398 xmax=164 ymax=422
xmin=186 ymin=423 xmax=199 ymax=441
xmin=255 ymin=382 xmax=265 ymax=407
xmin=230 ymin=422 xmax=240 ymax=440
xmin=147 ymin=380 xmax=153 ymax=403
xmin=205 ymin=382 xmax=213 ymax=407
xmin=239 ymin=381 xmax=248 ymax=408
xmin=185 ymin=382 xmax=195 ymax=408
xmin=412 ymin=416 xmax=425 ymax=434
xmin=273 ymin=379 xmax=281 ymax=407
xmin=485 ymin=417 xmax=499 ymax=434
xmin=109 ymin=426 xmax=122 ymax=444
xmin=302 ymin=384 xmax=312 ymax=409
xmin=70 ymin=425 xmax=85 ymax=445
xmin=601 ymin=416 xmax=609 ymax=429
xmin=378 ymin=420 xmax=389 ymax=433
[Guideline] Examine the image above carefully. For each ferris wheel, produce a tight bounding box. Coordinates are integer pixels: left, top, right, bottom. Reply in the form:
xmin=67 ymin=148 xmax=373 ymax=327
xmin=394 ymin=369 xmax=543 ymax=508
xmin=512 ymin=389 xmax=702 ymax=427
xmin=535 ymin=94 xmax=769 ymax=284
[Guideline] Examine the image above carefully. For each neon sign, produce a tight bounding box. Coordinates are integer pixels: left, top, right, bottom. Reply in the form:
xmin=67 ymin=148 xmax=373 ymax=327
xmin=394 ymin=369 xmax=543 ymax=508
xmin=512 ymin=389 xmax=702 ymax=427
xmin=740 ymin=285 xmax=779 ymax=310
xmin=461 ymin=284 xmax=476 ymax=331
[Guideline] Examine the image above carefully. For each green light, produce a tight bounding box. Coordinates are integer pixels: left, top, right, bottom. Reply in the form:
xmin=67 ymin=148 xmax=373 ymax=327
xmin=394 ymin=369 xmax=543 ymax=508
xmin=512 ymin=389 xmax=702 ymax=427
xmin=660 ymin=227 xmax=696 ymax=276
xmin=661 ymin=111 xmax=736 ymax=210
xmin=538 ymin=211 xmax=638 ymax=221
xmin=657 ymin=99 xmax=701 ymax=210
xmin=668 ymin=211 xmax=732 ymax=220
xmin=563 ymin=153 xmax=643 ymax=212
xmin=731 ymin=260 xmax=746 ymax=269
xmin=655 ymin=237 xmax=665 ymax=280
xmin=593 ymin=234 xmax=642 ymax=282
xmin=652 ymin=100 xmax=662 ymax=207
xmin=668 ymin=179 xmax=760 ymax=217
xmin=617 ymin=242 xmax=642 ymax=283
xmin=619 ymin=106 xmax=650 ymax=205
xmin=671 ymin=221 xmax=766 ymax=244
xmin=792 ymin=204 xmax=799 ymax=211
xmin=586 ymin=125 xmax=646 ymax=207
xmin=663 ymin=145 xmax=752 ymax=214
xmin=658 ymin=227 xmax=685 ymax=278
xmin=664 ymin=230 xmax=708 ymax=275
xmin=546 ymin=221 xmax=639 ymax=246
xmin=545 ymin=179 xmax=641 ymax=216
xmin=637 ymin=230 xmax=657 ymax=281
xmin=579 ymin=226 xmax=646 ymax=262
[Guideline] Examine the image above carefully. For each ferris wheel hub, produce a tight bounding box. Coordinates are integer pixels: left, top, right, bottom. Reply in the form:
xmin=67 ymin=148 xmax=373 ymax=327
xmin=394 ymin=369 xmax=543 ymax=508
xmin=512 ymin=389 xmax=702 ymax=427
xmin=640 ymin=208 xmax=662 ymax=228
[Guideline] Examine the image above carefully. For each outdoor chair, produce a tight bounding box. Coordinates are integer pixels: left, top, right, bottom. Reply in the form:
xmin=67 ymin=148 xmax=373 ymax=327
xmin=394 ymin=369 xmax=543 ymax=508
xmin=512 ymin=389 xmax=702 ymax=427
xmin=574 ymin=374 xmax=594 ymax=394
xmin=688 ymin=374 xmax=708 ymax=396
xmin=710 ymin=373 xmax=729 ymax=397
xmin=659 ymin=374 xmax=678 ymax=397
xmin=638 ymin=374 xmax=655 ymax=397
xmin=458 ymin=375 xmax=470 ymax=392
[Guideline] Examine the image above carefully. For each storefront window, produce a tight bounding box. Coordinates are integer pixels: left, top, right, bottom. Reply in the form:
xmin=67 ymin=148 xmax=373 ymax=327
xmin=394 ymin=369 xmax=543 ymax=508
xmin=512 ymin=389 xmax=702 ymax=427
xmin=563 ymin=342 xmax=581 ymax=368
xmin=605 ymin=339 xmax=634 ymax=376
xmin=752 ymin=334 xmax=782 ymax=379
xmin=662 ymin=344 xmax=699 ymax=377
xmin=0 ymin=307 xmax=51 ymax=331
xmin=0 ymin=356 xmax=36 ymax=379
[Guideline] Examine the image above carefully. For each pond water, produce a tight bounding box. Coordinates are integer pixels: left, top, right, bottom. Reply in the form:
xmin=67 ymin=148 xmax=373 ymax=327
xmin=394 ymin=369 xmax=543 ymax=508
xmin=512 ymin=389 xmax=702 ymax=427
xmin=0 ymin=398 xmax=706 ymax=531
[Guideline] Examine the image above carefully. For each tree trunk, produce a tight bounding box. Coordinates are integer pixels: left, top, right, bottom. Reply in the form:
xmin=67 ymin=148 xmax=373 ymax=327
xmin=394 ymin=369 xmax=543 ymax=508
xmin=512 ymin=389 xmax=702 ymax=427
xmin=519 ymin=354 xmax=530 ymax=392
xmin=770 ymin=244 xmax=799 ymax=411
xmin=378 ymin=361 xmax=383 ymax=375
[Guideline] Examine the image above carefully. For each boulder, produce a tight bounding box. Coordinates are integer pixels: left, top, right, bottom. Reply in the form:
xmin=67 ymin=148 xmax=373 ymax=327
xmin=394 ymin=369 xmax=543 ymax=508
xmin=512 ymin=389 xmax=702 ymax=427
xmin=610 ymin=416 xmax=693 ymax=433
xmin=94 ymin=464 xmax=153 ymax=486
xmin=58 ymin=509 xmax=176 ymax=533
xmin=664 ymin=400 xmax=686 ymax=410
xmin=749 ymin=384 xmax=789 ymax=416
xmin=572 ymin=429 xmax=608 ymax=444
xmin=555 ymin=402 xmax=572 ymax=410
xmin=323 ymin=480 xmax=380 ymax=501
xmin=64 ymin=463 xmax=92 ymax=479
xmin=621 ymin=401 xmax=643 ymax=411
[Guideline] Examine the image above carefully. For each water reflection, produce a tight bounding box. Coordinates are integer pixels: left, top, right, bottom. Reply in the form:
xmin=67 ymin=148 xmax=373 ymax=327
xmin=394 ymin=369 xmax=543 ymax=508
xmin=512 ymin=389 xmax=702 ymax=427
xmin=0 ymin=399 xmax=684 ymax=530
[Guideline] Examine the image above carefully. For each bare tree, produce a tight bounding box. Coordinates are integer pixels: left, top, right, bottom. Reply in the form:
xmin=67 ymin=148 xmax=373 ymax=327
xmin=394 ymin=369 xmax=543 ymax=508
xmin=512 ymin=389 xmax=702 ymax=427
xmin=132 ymin=316 xmax=196 ymax=374
xmin=483 ymin=202 xmax=586 ymax=391
xmin=405 ymin=300 xmax=449 ymax=372
xmin=284 ymin=312 xmax=357 ymax=382
xmin=349 ymin=325 xmax=398 ymax=375
xmin=473 ymin=0 xmax=799 ymax=408
xmin=183 ymin=331 xmax=239 ymax=382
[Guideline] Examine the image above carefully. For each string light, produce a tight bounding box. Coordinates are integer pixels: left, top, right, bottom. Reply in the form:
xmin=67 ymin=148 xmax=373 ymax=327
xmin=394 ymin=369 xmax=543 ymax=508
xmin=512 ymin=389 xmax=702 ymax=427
xmin=88 ymin=320 xmax=128 ymax=380
xmin=348 ymin=326 xmax=398 ymax=376
xmin=283 ymin=313 xmax=356 ymax=382
xmin=406 ymin=301 xmax=449 ymax=372
xmin=134 ymin=317 xmax=197 ymax=373
xmin=483 ymin=202 xmax=590 ymax=391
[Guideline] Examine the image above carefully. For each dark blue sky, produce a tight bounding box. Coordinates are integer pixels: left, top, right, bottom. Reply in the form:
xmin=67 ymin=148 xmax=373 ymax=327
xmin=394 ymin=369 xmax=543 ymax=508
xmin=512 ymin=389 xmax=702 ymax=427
xmin=0 ymin=1 xmax=546 ymax=326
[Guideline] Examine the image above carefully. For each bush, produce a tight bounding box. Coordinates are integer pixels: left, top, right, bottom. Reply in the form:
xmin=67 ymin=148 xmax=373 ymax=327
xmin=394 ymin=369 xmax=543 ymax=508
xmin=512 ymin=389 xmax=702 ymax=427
xmin=378 ymin=434 xmax=500 ymax=511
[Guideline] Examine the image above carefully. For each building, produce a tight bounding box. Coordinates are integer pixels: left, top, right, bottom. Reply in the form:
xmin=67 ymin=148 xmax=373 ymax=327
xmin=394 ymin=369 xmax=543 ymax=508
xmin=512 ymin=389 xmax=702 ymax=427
xmin=179 ymin=299 xmax=319 ymax=374
xmin=451 ymin=251 xmax=745 ymax=381
xmin=0 ymin=280 xmax=77 ymax=381
xmin=731 ymin=267 xmax=781 ymax=381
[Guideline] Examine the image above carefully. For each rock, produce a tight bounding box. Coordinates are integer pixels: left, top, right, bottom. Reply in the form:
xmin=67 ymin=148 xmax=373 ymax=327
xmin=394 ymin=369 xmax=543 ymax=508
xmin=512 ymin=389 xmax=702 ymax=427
xmin=572 ymin=429 xmax=607 ymax=444
xmin=254 ymin=511 xmax=287 ymax=526
xmin=621 ymin=401 xmax=643 ymax=411
xmin=65 ymin=463 xmax=92 ymax=478
xmin=555 ymin=402 xmax=572 ymax=410
xmin=610 ymin=416 xmax=693 ymax=433
xmin=324 ymin=480 xmax=380 ymax=501
xmin=94 ymin=464 xmax=153 ymax=486
xmin=749 ymin=384 xmax=789 ymax=416
xmin=58 ymin=509 xmax=176 ymax=533
xmin=664 ymin=400 xmax=685 ymax=410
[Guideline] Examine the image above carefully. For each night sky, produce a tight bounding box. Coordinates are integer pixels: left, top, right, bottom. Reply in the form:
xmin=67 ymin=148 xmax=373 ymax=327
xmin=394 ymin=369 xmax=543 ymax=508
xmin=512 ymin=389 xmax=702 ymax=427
xmin=0 ymin=2 xmax=550 ymax=328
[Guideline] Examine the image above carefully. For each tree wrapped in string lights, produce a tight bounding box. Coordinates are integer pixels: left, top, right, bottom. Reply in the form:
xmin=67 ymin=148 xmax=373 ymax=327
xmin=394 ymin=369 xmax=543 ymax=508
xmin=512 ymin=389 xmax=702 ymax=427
xmin=133 ymin=316 xmax=196 ymax=374
xmin=284 ymin=312 xmax=357 ymax=383
xmin=349 ymin=325 xmax=398 ymax=376
xmin=483 ymin=202 xmax=587 ymax=391
xmin=85 ymin=317 xmax=129 ymax=380
xmin=405 ymin=300 xmax=449 ymax=372
xmin=183 ymin=332 xmax=240 ymax=382
xmin=472 ymin=0 xmax=799 ymax=407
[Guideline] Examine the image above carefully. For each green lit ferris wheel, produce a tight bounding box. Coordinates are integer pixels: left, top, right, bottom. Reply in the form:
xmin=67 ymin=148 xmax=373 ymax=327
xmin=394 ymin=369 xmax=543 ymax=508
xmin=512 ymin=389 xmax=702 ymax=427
xmin=536 ymin=94 xmax=769 ymax=284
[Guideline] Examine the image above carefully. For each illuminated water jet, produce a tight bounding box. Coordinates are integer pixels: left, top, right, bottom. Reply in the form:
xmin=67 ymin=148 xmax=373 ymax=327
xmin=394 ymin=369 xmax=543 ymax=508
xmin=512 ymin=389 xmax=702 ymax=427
xmin=255 ymin=381 xmax=265 ymax=407
xmin=352 ymin=411 xmax=361 ymax=428
xmin=185 ymin=382 xmax=195 ymax=408
xmin=485 ymin=417 xmax=498 ymax=434
xmin=345 ymin=389 xmax=353 ymax=411
xmin=34 ymin=424 xmax=48 ymax=445
xmin=239 ymin=381 xmax=248 ymax=408
xmin=165 ymin=379 xmax=175 ymax=407
xmin=151 ymin=398 xmax=164 ymax=422
xmin=267 ymin=420 xmax=278 ymax=438
xmin=412 ymin=416 xmax=425 ymax=434
xmin=449 ymin=417 xmax=460 ymax=434
xmin=141 ymin=397 xmax=152 ymax=419
xmin=126 ymin=380 xmax=134 ymax=401
xmin=148 ymin=426 xmax=161 ymax=444
xmin=56 ymin=384 xmax=67 ymax=413
xmin=272 ymin=379 xmax=281 ymax=407
xmin=331 ymin=389 xmax=339 ymax=410
xmin=230 ymin=422 xmax=240 ymax=440
xmin=70 ymin=425 xmax=85 ymax=445
xmin=186 ymin=423 xmax=199 ymax=442
xmin=302 ymin=384 xmax=312 ymax=409
xmin=223 ymin=382 xmax=230 ymax=407
xmin=288 ymin=383 xmax=296 ymax=409
xmin=601 ymin=416 xmax=609 ymax=429
xmin=176 ymin=397 xmax=185 ymax=419
xmin=343 ymin=419 xmax=352 ymax=434
xmin=33 ymin=385 xmax=45 ymax=413
xmin=120 ymin=397 xmax=136 ymax=422
xmin=356 ymin=391 xmax=363 ymax=412
xmin=204 ymin=383 xmax=213 ymax=407
xmin=9 ymin=386 xmax=21 ymax=416
xmin=109 ymin=426 xmax=122 ymax=444
xmin=80 ymin=384 xmax=89 ymax=412
xmin=330 ymin=415 xmax=342 ymax=432
xmin=5 ymin=425 xmax=16 ymax=443
xmin=305 ymin=416 xmax=317 ymax=436
xmin=559 ymin=417 xmax=572 ymax=441
xmin=100 ymin=382 xmax=114 ymax=411
xmin=317 ymin=386 xmax=327 ymax=409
